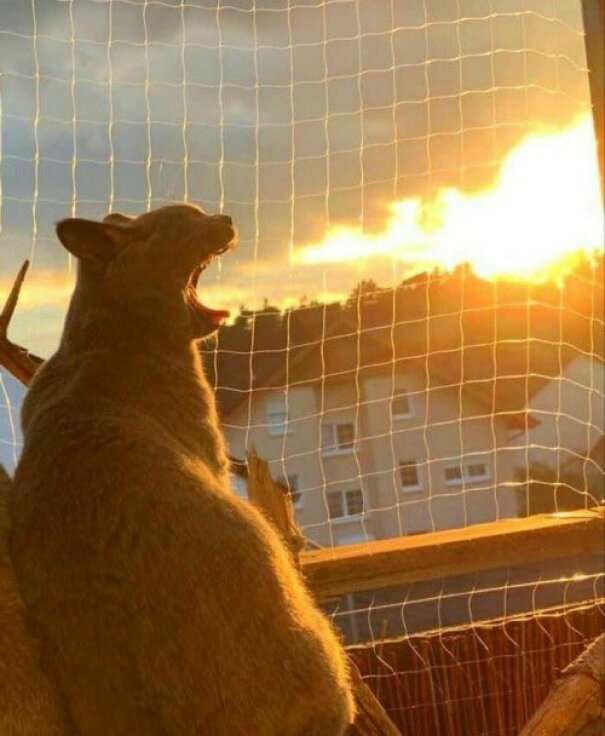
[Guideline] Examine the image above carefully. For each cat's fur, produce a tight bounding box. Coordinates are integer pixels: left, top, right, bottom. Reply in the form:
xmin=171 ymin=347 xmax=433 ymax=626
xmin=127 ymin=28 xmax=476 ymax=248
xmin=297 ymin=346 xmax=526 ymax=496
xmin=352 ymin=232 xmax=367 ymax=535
xmin=10 ymin=205 xmax=354 ymax=735
xmin=0 ymin=466 xmax=72 ymax=735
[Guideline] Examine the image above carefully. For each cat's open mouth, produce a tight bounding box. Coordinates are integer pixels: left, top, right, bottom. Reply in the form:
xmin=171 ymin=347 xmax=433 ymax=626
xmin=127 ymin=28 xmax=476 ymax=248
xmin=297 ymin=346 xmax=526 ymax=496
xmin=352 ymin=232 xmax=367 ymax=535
xmin=185 ymin=238 xmax=235 ymax=336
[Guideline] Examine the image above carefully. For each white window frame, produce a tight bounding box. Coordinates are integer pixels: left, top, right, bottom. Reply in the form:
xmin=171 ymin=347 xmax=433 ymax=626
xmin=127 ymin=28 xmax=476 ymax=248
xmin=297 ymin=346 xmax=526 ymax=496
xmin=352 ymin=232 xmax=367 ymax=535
xmin=327 ymin=488 xmax=365 ymax=522
xmin=321 ymin=422 xmax=356 ymax=456
xmin=399 ymin=459 xmax=423 ymax=494
xmin=266 ymin=397 xmax=293 ymax=437
xmin=444 ymin=461 xmax=491 ymax=486
xmin=391 ymin=387 xmax=414 ymax=420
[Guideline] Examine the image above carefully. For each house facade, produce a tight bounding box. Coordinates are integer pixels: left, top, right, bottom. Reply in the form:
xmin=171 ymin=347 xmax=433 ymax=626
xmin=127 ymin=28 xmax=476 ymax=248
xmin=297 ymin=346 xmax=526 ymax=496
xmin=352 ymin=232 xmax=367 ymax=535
xmin=518 ymin=354 xmax=605 ymax=510
xmin=224 ymin=365 xmax=521 ymax=547
xmin=522 ymin=354 xmax=604 ymax=474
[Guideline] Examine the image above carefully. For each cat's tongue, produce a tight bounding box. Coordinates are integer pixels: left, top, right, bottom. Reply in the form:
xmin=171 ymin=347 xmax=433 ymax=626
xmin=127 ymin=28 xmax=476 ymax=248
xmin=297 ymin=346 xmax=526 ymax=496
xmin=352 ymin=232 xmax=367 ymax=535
xmin=196 ymin=302 xmax=230 ymax=327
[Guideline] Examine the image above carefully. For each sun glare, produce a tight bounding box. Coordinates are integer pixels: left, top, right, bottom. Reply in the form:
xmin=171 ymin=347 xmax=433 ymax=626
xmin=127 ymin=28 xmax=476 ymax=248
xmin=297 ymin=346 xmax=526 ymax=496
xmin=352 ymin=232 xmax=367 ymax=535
xmin=295 ymin=115 xmax=604 ymax=281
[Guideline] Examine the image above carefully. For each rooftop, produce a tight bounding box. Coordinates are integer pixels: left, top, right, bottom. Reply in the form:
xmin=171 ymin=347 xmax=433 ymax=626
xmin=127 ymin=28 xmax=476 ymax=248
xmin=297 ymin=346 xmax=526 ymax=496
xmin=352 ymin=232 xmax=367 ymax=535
xmin=202 ymin=260 xmax=604 ymax=424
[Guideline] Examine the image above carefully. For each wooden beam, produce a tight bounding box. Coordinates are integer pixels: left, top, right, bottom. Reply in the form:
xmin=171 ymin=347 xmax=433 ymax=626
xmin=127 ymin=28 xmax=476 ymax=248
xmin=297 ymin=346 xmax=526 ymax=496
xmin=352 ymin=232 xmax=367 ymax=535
xmin=519 ymin=634 xmax=604 ymax=735
xmin=582 ymin=0 xmax=605 ymax=198
xmin=346 ymin=666 xmax=401 ymax=736
xmin=245 ymin=449 xmax=305 ymax=562
xmin=302 ymin=509 xmax=604 ymax=602
xmin=0 ymin=261 xmax=44 ymax=386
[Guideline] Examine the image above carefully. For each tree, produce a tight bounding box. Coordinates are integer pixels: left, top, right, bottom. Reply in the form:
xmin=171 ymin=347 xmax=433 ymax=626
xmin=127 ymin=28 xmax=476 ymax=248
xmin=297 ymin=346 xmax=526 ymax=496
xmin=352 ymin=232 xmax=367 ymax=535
xmin=516 ymin=461 xmax=604 ymax=517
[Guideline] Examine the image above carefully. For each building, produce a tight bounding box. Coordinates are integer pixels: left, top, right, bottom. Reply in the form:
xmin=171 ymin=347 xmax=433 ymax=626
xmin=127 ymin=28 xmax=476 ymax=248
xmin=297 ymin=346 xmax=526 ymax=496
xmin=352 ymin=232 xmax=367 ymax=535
xmin=522 ymin=353 xmax=605 ymax=477
xmin=221 ymin=334 xmax=525 ymax=546
xmin=204 ymin=269 xmax=604 ymax=547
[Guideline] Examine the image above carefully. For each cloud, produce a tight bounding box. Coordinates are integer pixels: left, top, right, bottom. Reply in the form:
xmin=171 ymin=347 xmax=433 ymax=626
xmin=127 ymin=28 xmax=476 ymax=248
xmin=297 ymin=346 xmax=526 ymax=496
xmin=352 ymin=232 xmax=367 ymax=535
xmin=0 ymin=269 xmax=74 ymax=311
xmin=0 ymin=0 xmax=594 ymax=358
xmin=294 ymin=116 xmax=604 ymax=280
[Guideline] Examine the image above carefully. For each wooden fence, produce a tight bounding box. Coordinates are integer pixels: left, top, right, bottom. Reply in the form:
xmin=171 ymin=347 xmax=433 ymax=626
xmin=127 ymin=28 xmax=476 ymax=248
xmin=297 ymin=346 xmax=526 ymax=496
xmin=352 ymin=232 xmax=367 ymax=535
xmin=349 ymin=604 xmax=604 ymax=736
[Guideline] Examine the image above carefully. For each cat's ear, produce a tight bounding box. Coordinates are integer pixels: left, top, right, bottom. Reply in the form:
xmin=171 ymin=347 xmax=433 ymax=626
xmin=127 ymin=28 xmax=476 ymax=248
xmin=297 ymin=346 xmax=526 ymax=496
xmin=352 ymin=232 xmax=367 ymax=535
xmin=56 ymin=218 xmax=127 ymax=265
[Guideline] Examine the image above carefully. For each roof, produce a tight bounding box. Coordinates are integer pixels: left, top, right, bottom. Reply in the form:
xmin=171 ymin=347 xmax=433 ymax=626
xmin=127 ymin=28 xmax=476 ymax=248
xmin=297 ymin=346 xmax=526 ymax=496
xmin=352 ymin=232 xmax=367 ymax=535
xmin=201 ymin=262 xmax=604 ymax=427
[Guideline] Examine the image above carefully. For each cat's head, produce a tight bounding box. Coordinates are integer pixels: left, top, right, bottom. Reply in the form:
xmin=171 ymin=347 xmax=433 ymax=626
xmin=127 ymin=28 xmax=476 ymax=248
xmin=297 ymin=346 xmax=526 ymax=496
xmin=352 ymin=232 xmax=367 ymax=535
xmin=56 ymin=204 xmax=236 ymax=340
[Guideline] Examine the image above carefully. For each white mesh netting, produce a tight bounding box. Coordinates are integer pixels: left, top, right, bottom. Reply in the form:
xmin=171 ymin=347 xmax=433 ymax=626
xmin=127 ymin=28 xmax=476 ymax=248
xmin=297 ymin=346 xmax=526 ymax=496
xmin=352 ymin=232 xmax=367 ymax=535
xmin=0 ymin=3 xmax=603 ymax=729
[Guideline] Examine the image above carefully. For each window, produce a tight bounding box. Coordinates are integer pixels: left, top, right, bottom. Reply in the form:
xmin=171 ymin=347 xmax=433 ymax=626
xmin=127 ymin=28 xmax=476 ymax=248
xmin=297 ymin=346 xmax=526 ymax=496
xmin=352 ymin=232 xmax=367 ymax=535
xmin=444 ymin=461 xmax=490 ymax=485
xmin=345 ymin=489 xmax=364 ymax=516
xmin=327 ymin=489 xmax=364 ymax=519
xmin=327 ymin=492 xmax=344 ymax=519
xmin=467 ymin=463 xmax=488 ymax=479
xmin=337 ymin=424 xmax=355 ymax=449
xmin=399 ymin=460 xmax=422 ymax=492
xmin=277 ymin=473 xmax=303 ymax=509
xmin=392 ymin=389 xmax=412 ymax=418
xmin=322 ymin=422 xmax=355 ymax=454
xmin=444 ymin=466 xmax=463 ymax=484
xmin=266 ymin=397 xmax=292 ymax=436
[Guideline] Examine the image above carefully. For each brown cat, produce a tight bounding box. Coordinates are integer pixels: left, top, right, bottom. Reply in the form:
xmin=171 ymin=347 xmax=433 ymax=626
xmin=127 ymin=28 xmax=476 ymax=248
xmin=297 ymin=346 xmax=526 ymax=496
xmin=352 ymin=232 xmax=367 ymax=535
xmin=10 ymin=205 xmax=354 ymax=735
xmin=0 ymin=466 xmax=72 ymax=735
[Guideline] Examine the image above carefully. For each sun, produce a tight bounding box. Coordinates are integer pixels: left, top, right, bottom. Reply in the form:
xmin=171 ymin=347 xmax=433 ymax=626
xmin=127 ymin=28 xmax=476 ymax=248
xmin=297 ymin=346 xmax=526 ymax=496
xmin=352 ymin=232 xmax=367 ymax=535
xmin=295 ymin=115 xmax=604 ymax=282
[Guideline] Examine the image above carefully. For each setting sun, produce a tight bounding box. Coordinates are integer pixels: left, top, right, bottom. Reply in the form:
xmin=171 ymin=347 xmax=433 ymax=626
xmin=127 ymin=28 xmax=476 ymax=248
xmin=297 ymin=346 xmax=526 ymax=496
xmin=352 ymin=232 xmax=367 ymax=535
xmin=296 ymin=115 xmax=604 ymax=281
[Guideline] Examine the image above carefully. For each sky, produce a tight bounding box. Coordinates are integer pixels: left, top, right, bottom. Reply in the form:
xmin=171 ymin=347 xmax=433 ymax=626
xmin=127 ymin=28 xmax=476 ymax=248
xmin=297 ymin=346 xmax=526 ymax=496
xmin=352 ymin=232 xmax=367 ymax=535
xmin=0 ymin=0 xmax=595 ymax=359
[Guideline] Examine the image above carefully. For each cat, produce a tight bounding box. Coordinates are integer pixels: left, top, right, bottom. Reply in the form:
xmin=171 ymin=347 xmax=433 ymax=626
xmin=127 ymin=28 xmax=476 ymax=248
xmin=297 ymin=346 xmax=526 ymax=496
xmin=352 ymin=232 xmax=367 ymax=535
xmin=10 ymin=204 xmax=355 ymax=735
xmin=0 ymin=466 xmax=72 ymax=735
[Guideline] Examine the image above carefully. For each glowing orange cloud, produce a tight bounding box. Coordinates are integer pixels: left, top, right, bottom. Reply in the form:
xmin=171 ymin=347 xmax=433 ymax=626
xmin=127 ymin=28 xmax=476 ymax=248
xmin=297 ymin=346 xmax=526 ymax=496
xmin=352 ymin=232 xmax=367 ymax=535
xmin=295 ymin=115 xmax=604 ymax=281
xmin=0 ymin=271 xmax=75 ymax=310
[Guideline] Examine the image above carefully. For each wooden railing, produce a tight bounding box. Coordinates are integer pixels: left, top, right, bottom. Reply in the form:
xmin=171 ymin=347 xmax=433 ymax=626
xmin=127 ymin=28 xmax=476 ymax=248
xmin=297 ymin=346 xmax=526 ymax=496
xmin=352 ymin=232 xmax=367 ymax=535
xmin=301 ymin=509 xmax=604 ymax=602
